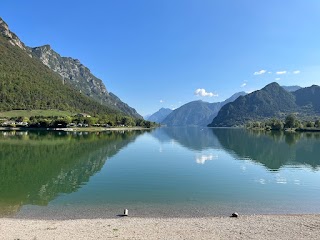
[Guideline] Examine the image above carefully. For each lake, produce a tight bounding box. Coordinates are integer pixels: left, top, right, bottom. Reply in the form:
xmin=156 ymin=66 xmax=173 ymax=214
xmin=1 ymin=128 xmax=320 ymax=219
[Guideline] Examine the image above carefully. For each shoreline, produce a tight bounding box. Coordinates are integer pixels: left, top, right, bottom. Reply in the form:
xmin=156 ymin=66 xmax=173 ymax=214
xmin=1 ymin=214 xmax=319 ymax=239
xmin=0 ymin=126 xmax=154 ymax=132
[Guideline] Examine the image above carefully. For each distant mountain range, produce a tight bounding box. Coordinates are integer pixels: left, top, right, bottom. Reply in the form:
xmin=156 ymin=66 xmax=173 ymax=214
xmin=281 ymin=85 xmax=302 ymax=92
xmin=147 ymin=108 xmax=173 ymax=123
xmin=209 ymin=83 xmax=320 ymax=127
xmin=161 ymin=92 xmax=246 ymax=126
xmin=0 ymin=17 xmax=141 ymax=118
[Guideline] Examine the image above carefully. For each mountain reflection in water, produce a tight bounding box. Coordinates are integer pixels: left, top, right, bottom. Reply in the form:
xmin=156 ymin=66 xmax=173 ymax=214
xmin=0 ymin=130 xmax=144 ymax=217
xmin=151 ymin=127 xmax=320 ymax=170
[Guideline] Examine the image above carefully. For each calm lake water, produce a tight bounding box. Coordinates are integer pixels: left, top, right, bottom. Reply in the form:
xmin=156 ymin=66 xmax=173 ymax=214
xmin=1 ymin=128 xmax=320 ymax=219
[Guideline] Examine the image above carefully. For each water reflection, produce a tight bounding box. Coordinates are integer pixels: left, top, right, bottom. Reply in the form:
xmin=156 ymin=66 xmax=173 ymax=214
xmin=212 ymin=128 xmax=320 ymax=170
xmin=151 ymin=127 xmax=221 ymax=151
xmin=0 ymin=130 xmax=144 ymax=217
xmin=152 ymin=127 xmax=320 ymax=170
xmin=195 ymin=154 xmax=218 ymax=164
xmin=1 ymin=128 xmax=320 ymax=218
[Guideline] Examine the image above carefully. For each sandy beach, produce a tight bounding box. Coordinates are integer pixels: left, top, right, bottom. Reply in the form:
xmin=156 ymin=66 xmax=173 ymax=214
xmin=1 ymin=215 xmax=319 ymax=240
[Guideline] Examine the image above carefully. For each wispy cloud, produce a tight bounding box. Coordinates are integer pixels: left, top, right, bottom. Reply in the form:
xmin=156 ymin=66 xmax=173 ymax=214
xmin=254 ymin=70 xmax=267 ymax=75
xmin=275 ymin=78 xmax=281 ymax=81
xmin=276 ymin=71 xmax=287 ymax=75
xmin=194 ymin=88 xmax=218 ymax=97
xmin=293 ymin=70 xmax=301 ymax=74
xmin=241 ymin=83 xmax=247 ymax=87
xmin=160 ymin=99 xmax=164 ymax=103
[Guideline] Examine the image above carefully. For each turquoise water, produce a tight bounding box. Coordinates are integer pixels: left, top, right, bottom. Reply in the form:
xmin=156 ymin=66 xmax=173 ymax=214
xmin=1 ymin=128 xmax=320 ymax=219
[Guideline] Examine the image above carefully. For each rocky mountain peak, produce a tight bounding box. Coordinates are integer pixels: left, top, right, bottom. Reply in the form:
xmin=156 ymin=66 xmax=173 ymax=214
xmin=0 ymin=17 xmax=26 ymax=51
xmin=29 ymin=44 xmax=142 ymax=118
xmin=29 ymin=45 xmax=108 ymax=96
xmin=0 ymin=17 xmax=9 ymax=31
xmin=0 ymin=16 xmax=142 ymax=119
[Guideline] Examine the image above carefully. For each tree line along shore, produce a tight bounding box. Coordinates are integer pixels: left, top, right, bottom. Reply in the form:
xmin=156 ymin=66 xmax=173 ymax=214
xmin=246 ymin=114 xmax=320 ymax=132
xmin=0 ymin=112 xmax=159 ymax=129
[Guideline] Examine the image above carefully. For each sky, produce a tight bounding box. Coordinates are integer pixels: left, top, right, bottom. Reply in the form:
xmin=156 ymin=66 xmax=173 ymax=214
xmin=1 ymin=0 xmax=320 ymax=116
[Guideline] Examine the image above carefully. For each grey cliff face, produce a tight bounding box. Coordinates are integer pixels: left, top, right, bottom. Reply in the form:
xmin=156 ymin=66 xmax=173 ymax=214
xmin=30 ymin=45 xmax=108 ymax=97
xmin=29 ymin=45 xmax=142 ymax=118
xmin=0 ymin=17 xmax=27 ymax=51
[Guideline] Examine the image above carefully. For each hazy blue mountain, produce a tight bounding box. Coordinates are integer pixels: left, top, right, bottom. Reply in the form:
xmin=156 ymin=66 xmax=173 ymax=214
xmin=282 ymin=85 xmax=302 ymax=92
xmin=144 ymin=114 xmax=152 ymax=120
xmin=162 ymin=92 xmax=246 ymax=127
xmin=209 ymin=83 xmax=320 ymax=127
xmin=147 ymin=108 xmax=173 ymax=123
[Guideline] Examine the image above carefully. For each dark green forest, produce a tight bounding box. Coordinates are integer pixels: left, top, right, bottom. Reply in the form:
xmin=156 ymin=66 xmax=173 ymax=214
xmin=0 ymin=35 xmax=119 ymax=115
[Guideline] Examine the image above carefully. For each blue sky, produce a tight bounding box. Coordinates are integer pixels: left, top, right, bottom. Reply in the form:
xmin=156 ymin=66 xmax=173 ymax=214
xmin=1 ymin=0 xmax=320 ymax=116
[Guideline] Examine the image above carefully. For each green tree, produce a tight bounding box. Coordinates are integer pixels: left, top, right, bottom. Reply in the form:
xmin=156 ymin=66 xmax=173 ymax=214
xmin=284 ymin=114 xmax=297 ymax=128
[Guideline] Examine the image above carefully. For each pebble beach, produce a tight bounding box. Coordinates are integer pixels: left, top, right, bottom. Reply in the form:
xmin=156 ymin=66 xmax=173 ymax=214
xmin=1 ymin=215 xmax=320 ymax=239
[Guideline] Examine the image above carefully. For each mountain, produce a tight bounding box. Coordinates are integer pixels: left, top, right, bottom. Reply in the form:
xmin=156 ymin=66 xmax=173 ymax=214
xmin=0 ymin=17 xmax=140 ymax=118
xmin=209 ymin=83 xmax=320 ymax=127
xmin=29 ymin=45 xmax=142 ymax=118
xmin=294 ymin=85 xmax=320 ymax=112
xmin=144 ymin=114 xmax=152 ymax=120
xmin=282 ymin=85 xmax=302 ymax=92
xmin=147 ymin=108 xmax=173 ymax=123
xmin=162 ymin=92 xmax=246 ymax=127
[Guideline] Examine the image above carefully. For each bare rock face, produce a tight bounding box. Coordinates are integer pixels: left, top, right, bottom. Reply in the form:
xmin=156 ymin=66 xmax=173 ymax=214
xmin=29 ymin=45 xmax=142 ymax=118
xmin=0 ymin=17 xmax=27 ymax=51
xmin=30 ymin=45 xmax=108 ymax=97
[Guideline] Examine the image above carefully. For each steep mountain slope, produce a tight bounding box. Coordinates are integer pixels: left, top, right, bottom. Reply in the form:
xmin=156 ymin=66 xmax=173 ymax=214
xmin=162 ymin=101 xmax=221 ymax=127
xmin=0 ymin=17 xmax=118 ymax=115
xmin=147 ymin=108 xmax=173 ymax=123
xmin=0 ymin=17 xmax=141 ymax=118
xmin=293 ymin=85 xmax=320 ymax=113
xmin=162 ymin=92 xmax=246 ymax=126
xmin=209 ymin=83 xmax=320 ymax=127
xmin=29 ymin=45 xmax=142 ymax=118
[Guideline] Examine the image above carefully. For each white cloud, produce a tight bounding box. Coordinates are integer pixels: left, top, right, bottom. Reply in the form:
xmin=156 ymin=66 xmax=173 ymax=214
xmin=194 ymin=88 xmax=218 ymax=97
xmin=293 ymin=70 xmax=301 ymax=74
xmin=275 ymin=78 xmax=281 ymax=81
xmin=160 ymin=99 xmax=164 ymax=103
xmin=268 ymin=71 xmax=272 ymax=74
xmin=241 ymin=83 xmax=247 ymax=87
xmin=254 ymin=70 xmax=267 ymax=75
xmin=276 ymin=71 xmax=287 ymax=75
xmin=195 ymin=154 xmax=217 ymax=164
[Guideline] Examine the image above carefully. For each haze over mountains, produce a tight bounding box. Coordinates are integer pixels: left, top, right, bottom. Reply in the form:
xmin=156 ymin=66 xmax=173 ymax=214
xmin=0 ymin=17 xmax=141 ymax=118
xmin=161 ymin=92 xmax=246 ymax=126
xmin=146 ymin=84 xmax=319 ymax=128
xmin=147 ymin=108 xmax=173 ymax=123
